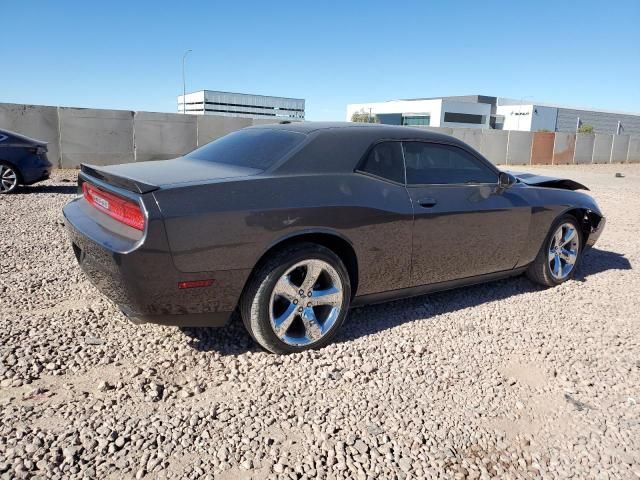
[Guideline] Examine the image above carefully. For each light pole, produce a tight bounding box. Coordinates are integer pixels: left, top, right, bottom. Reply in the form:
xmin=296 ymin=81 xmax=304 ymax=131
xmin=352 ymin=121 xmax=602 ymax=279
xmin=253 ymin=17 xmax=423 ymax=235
xmin=182 ymin=49 xmax=192 ymax=114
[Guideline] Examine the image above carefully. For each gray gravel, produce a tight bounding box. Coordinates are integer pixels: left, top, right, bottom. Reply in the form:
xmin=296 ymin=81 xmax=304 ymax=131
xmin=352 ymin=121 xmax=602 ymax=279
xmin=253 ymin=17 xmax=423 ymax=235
xmin=1 ymin=165 xmax=639 ymax=479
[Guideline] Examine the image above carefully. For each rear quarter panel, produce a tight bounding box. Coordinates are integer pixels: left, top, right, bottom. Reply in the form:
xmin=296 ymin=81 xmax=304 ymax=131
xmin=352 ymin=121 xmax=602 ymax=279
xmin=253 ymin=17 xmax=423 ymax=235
xmin=154 ymin=173 xmax=414 ymax=296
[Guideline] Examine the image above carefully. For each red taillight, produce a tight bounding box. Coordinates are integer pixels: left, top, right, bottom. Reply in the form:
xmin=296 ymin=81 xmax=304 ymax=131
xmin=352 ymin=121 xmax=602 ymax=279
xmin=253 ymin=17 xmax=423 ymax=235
xmin=82 ymin=182 xmax=145 ymax=231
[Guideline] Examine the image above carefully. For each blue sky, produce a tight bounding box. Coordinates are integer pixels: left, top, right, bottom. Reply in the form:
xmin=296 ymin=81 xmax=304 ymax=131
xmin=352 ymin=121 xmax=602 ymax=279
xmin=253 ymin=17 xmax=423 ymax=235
xmin=2 ymin=1 xmax=639 ymax=120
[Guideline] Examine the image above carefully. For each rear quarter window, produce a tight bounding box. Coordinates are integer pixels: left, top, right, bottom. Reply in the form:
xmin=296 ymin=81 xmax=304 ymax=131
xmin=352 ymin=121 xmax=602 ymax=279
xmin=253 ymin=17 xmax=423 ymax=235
xmin=358 ymin=142 xmax=405 ymax=184
xmin=186 ymin=129 xmax=306 ymax=170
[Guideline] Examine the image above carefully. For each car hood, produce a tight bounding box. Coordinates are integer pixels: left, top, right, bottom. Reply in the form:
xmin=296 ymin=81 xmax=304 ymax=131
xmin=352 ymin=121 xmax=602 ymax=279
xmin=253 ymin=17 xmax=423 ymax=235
xmin=82 ymin=157 xmax=261 ymax=193
xmin=508 ymin=171 xmax=589 ymax=191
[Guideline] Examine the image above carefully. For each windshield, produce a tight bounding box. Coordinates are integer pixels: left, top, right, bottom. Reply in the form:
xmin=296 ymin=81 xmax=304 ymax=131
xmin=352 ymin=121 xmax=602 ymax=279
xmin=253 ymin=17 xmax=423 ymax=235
xmin=186 ymin=129 xmax=306 ymax=170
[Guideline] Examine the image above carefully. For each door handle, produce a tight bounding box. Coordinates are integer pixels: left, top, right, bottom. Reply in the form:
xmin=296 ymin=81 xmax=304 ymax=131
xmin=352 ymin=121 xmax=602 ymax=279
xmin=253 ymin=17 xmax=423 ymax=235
xmin=418 ymin=197 xmax=437 ymax=208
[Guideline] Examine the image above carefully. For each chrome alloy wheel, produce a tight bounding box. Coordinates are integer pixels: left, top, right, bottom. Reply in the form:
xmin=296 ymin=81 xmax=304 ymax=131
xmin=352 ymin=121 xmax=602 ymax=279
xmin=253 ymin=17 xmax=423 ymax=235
xmin=0 ymin=165 xmax=18 ymax=193
xmin=269 ymin=259 xmax=344 ymax=346
xmin=548 ymin=222 xmax=580 ymax=280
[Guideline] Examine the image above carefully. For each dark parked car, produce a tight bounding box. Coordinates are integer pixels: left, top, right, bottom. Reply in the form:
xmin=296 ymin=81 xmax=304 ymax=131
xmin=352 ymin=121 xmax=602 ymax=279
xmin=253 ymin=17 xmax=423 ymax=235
xmin=0 ymin=129 xmax=52 ymax=193
xmin=63 ymin=123 xmax=605 ymax=353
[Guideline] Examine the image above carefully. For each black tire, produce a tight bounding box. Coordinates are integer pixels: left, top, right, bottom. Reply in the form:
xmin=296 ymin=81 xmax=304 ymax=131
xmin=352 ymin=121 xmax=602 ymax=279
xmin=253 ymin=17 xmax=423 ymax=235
xmin=0 ymin=162 xmax=20 ymax=194
xmin=526 ymin=214 xmax=583 ymax=287
xmin=240 ymin=243 xmax=351 ymax=354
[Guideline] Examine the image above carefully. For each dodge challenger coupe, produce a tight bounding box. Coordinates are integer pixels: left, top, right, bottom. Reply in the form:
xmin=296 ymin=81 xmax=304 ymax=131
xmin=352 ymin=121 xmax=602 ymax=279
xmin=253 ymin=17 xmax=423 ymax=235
xmin=63 ymin=122 xmax=605 ymax=353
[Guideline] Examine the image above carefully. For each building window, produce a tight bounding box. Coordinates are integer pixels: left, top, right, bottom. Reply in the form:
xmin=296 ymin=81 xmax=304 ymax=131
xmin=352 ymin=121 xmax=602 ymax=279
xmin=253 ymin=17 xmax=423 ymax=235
xmin=443 ymin=112 xmax=485 ymax=124
xmin=402 ymin=116 xmax=430 ymax=126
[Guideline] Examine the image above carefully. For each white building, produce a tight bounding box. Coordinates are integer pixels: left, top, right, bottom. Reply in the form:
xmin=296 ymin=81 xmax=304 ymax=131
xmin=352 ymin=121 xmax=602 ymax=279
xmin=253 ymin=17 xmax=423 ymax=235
xmin=347 ymin=96 xmax=491 ymax=129
xmin=347 ymin=95 xmax=640 ymax=135
xmin=495 ymin=99 xmax=640 ymax=135
xmin=178 ymin=90 xmax=305 ymax=121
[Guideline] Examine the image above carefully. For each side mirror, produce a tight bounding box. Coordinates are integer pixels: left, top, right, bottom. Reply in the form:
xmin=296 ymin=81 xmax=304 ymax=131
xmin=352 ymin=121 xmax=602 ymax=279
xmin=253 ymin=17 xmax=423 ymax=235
xmin=498 ymin=172 xmax=516 ymax=189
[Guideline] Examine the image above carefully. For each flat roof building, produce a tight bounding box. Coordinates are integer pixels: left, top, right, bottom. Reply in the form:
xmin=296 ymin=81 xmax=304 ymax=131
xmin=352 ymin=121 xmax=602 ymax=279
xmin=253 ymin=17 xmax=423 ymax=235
xmin=347 ymin=95 xmax=640 ymax=135
xmin=347 ymin=96 xmax=493 ymax=130
xmin=178 ymin=90 xmax=305 ymax=121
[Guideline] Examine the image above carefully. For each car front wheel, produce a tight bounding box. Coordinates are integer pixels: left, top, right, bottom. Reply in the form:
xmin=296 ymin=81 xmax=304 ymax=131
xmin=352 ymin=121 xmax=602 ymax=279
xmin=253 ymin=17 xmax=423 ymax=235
xmin=526 ymin=214 xmax=583 ymax=287
xmin=240 ymin=243 xmax=351 ymax=354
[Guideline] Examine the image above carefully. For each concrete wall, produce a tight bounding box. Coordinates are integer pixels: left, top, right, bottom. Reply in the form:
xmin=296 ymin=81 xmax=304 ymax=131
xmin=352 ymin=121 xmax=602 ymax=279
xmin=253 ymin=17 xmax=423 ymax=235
xmin=628 ymin=137 xmax=640 ymax=163
xmin=251 ymin=118 xmax=282 ymax=126
xmin=1 ymin=102 xmax=639 ymax=168
xmin=134 ymin=112 xmax=196 ymax=162
xmin=506 ymin=131 xmax=533 ymax=165
xmin=574 ymin=134 xmax=595 ymax=164
xmin=197 ymin=116 xmax=252 ymax=145
xmin=0 ymin=103 xmax=61 ymax=167
xmin=479 ymin=130 xmax=508 ymax=165
xmin=424 ymin=126 xmax=453 ymax=135
xmin=592 ymin=134 xmax=613 ymax=164
xmin=531 ymin=132 xmax=555 ymax=165
xmin=0 ymin=103 xmax=291 ymax=168
xmin=552 ymin=133 xmax=576 ymax=165
xmin=611 ymin=135 xmax=630 ymax=163
xmin=451 ymin=128 xmax=483 ymax=152
xmin=59 ymin=108 xmax=134 ymax=167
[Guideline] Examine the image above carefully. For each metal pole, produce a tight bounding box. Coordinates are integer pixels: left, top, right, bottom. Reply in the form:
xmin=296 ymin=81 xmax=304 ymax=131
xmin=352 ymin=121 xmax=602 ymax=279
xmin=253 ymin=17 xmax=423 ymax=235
xmin=182 ymin=49 xmax=192 ymax=114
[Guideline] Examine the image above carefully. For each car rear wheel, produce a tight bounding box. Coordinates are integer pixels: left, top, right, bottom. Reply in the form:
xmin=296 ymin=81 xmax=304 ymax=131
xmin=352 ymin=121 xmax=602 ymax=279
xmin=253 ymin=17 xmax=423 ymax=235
xmin=526 ymin=214 xmax=583 ymax=287
xmin=240 ymin=243 xmax=351 ymax=354
xmin=0 ymin=163 xmax=19 ymax=194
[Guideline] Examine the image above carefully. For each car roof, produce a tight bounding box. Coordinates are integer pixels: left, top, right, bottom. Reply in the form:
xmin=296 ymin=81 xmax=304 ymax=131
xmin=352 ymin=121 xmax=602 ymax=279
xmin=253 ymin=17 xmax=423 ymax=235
xmin=251 ymin=120 xmax=462 ymax=140
xmin=254 ymin=122 xmax=483 ymax=175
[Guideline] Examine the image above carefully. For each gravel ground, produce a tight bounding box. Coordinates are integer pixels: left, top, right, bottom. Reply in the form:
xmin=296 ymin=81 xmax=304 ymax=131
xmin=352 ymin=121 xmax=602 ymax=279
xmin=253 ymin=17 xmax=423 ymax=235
xmin=1 ymin=165 xmax=639 ymax=479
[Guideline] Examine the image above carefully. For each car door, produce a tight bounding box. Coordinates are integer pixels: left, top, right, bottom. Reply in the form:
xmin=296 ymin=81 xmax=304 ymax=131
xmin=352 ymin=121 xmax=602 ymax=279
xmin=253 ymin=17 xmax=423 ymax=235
xmin=353 ymin=140 xmax=414 ymax=294
xmin=403 ymin=141 xmax=530 ymax=286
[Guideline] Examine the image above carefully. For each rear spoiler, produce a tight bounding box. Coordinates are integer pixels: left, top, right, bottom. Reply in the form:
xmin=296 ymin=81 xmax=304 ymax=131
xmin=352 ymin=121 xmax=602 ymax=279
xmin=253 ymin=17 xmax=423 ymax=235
xmin=80 ymin=164 xmax=159 ymax=194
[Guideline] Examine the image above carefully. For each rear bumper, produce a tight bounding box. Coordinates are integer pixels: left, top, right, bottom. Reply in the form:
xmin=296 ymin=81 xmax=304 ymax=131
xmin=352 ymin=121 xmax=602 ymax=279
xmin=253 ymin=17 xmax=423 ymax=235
xmin=63 ymin=197 xmax=248 ymax=327
xmin=21 ymin=154 xmax=52 ymax=185
xmin=22 ymin=165 xmax=52 ymax=185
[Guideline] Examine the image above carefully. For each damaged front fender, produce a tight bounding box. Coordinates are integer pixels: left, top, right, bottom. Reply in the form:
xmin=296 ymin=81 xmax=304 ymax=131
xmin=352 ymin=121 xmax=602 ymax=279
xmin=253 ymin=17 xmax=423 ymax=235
xmin=509 ymin=172 xmax=589 ymax=191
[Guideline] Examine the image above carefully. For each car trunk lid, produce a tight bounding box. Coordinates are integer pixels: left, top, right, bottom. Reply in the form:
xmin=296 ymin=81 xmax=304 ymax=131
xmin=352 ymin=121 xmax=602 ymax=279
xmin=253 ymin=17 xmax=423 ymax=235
xmin=81 ymin=157 xmax=261 ymax=194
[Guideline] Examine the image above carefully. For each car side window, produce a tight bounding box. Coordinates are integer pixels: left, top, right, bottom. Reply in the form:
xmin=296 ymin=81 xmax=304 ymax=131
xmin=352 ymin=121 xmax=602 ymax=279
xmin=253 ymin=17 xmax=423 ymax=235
xmin=359 ymin=142 xmax=405 ymax=184
xmin=402 ymin=142 xmax=497 ymax=185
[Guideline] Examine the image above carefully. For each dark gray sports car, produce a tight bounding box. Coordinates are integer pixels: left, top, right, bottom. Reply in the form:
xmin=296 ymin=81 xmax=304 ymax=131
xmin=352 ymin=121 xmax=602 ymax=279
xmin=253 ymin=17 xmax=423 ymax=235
xmin=63 ymin=122 xmax=605 ymax=353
